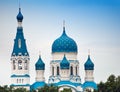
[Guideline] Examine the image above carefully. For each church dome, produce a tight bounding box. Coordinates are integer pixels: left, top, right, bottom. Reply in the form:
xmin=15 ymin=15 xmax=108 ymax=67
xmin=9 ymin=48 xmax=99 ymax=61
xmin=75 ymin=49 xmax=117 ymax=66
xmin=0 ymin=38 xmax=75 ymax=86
xmin=16 ymin=8 xmax=23 ymax=22
xmin=84 ymin=55 xmax=94 ymax=70
xmin=52 ymin=27 xmax=77 ymax=53
xmin=60 ymin=55 xmax=70 ymax=69
xmin=35 ymin=56 xmax=45 ymax=70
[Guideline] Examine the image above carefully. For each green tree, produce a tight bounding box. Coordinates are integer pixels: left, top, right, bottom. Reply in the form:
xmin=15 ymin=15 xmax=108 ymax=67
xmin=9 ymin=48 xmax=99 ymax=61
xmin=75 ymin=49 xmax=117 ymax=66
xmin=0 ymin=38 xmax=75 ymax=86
xmin=61 ymin=88 xmax=72 ymax=92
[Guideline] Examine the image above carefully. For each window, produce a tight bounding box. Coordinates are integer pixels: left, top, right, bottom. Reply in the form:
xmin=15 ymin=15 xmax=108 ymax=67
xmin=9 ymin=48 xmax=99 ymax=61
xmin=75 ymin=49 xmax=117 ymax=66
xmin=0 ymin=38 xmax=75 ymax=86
xmin=70 ymin=66 xmax=73 ymax=75
xmin=52 ymin=66 xmax=54 ymax=76
xmin=57 ymin=66 xmax=59 ymax=75
xmin=18 ymin=39 xmax=21 ymax=48
xmin=18 ymin=60 xmax=22 ymax=70
xmin=17 ymin=79 xmax=18 ymax=83
xmin=13 ymin=60 xmax=16 ymax=70
xmin=24 ymin=61 xmax=27 ymax=70
xmin=76 ymin=66 xmax=78 ymax=75
xmin=22 ymin=79 xmax=24 ymax=83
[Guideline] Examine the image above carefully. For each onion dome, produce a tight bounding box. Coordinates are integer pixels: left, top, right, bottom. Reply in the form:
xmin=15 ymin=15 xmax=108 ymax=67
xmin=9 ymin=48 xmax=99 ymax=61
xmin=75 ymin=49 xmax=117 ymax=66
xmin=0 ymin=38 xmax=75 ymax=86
xmin=60 ymin=55 xmax=70 ymax=69
xmin=52 ymin=27 xmax=77 ymax=53
xmin=35 ymin=55 xmax=45 ymax=70
xmin=84 ymin=55 xmax=94 ymax=70
xmin=16 ymin=8 xmax=23 ymax=22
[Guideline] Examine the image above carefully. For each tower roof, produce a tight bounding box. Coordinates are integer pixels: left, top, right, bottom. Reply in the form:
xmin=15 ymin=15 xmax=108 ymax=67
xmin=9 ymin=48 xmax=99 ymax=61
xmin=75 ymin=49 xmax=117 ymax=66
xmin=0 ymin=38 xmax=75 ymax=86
xmin=52 ymin=24 xmax=77 ymax=53
xmin=35 ymin=55 xmax=45 ymax=70
xmin=12 ymin=27 xmax=29 ymax=56
xmin=16 ymin=8 xmax=23 ymax=22
xmin=60 ymin=55 xmax=70 ymax=69
xmin=84 ymin=55 xmax=94 ymax=70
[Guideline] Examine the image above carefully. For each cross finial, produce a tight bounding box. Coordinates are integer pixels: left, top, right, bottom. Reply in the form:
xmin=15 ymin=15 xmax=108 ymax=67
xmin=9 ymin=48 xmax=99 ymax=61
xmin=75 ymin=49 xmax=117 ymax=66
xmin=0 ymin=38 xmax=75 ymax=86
xmin=88 ymin=49 xmax=90 ymax=56
xmin=63 ymin=20 xmax=65 ymax=28
xmin=39 ymin=51 xmax=41 ymax=58
xmin=63 ymin=20 xmax=65 ymax=31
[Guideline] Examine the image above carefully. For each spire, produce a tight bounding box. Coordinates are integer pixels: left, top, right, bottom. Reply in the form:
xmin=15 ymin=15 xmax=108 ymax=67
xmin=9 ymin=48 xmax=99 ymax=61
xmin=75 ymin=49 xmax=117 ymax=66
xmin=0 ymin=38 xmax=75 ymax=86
xmin=17 ymin=1 xmax=23 ymax=27
xmin=12 ymin=4 xmax=28 ymax=56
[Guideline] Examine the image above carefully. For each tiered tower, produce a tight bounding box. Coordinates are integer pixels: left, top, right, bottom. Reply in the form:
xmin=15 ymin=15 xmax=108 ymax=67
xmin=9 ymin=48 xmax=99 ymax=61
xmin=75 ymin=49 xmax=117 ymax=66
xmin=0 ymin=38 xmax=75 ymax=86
xmin=10 ymin=7 xmax=30 ymax=90
xmin=82 ymin=51 xmax=97 ymax=91
xmin=31 ymin=55 xmax=46 ymax=90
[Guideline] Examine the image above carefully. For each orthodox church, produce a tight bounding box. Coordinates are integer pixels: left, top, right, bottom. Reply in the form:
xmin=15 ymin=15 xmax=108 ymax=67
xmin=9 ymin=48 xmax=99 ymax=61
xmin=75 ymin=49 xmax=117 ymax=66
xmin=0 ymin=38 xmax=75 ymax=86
xmin=10 ymin=7 xmax=97 ymax=92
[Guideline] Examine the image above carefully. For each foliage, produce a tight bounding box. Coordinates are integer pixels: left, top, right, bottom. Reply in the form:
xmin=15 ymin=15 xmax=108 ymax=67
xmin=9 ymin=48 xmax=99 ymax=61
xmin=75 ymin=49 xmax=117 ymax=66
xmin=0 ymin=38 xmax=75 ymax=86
xmin=95 ymin=74 xmax=120 ymax=92
xmin=61 ymin=88 xmax=72 ymax=92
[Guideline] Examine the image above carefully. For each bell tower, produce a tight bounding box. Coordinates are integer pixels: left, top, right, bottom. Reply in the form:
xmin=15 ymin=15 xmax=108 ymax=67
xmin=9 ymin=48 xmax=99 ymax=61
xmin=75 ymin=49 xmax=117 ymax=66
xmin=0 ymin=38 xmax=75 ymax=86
xmin=10 ymin=7 xmax=30 ymax=90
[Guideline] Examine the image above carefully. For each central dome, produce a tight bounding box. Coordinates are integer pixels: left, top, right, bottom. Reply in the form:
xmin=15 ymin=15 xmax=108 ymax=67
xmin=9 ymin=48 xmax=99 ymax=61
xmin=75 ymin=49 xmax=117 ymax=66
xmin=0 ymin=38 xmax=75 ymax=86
xmin=52 ymin=27 xmax=77 ymax=53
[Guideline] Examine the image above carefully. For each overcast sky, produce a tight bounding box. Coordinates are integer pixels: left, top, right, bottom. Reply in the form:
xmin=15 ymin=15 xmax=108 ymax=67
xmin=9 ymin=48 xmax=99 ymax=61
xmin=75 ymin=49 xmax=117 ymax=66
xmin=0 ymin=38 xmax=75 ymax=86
xmin=0 ymin=0 xmax=120 ymax=85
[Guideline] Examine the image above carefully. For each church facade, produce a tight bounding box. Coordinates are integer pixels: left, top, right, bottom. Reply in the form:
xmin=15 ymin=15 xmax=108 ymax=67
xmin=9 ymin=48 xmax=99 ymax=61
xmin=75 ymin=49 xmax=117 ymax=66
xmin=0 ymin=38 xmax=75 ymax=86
xmin=10 ymin=8 xmax=97 ymax=92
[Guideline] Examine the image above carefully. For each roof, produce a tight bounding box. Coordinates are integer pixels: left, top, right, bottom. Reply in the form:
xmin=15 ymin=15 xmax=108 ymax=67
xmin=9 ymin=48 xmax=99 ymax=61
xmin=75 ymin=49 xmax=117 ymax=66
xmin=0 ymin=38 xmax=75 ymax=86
xmin=84 ymin=55 xmax=94 ymax=70
xmin=52 ymin=27 xmax=77 ymax=53
xmin=82 ymin=81 xmax=97 ymax=90
xmin=11 ymin=27 xmax=29 ymax=56
xmin=60 ymin=55 xmax=70 ymax=69
xmin=35 ymin=56 xmax=45 ymax=70
xmin=30 ymin=81 xmax=46 ymax=90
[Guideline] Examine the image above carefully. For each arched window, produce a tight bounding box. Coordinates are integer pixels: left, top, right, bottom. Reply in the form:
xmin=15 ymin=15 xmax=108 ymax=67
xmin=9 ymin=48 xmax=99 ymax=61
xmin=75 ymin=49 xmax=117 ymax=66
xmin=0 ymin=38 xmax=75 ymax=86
xmin=22 ymin=79 xmax=24 ymax=83
xmin=76 ymin=66 xmax=78 ymax=75
xmin=18 ymin=60 xmax=22 ymax=70
xmin=70 ymin=66 xmax=73 ymax=75
xmin=13 ymin=60 xmax=16 ymax=70
xmin=24 ymin=61 xmax=27 ymax=70
xmin=57 ymin=66 xmax=59 ymax=75
xmin=52 ymin=66 xmax=54 ymax=76
xmin=19 ymin=79 xmax=21 ymax=83
xmin=17 ymin=79 xmax=18 ymax=83
xmin=18 ymin=39 xmax=21 ymax=48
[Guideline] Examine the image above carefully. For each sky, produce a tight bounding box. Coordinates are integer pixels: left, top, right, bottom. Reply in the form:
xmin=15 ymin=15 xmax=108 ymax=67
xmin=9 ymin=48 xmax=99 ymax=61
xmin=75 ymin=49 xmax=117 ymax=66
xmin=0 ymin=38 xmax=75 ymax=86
xmin=0 ymin=0 xmax=120 ymax=85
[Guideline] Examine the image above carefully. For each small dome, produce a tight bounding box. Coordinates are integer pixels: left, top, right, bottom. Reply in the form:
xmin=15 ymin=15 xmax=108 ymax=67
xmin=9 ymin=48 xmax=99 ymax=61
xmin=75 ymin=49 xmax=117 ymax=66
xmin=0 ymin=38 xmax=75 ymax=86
xmin=35 ymin=56 xmax=45 ymax=70
xmin=60 ymin=55 xmax=70 ymax=69
xmin=84 ymin=55 xmax=94 ymax=70
xmin=16 ymin=8 xmax=23 ymax=22
xmin=52 ymin=27 xmax=77 ymax=53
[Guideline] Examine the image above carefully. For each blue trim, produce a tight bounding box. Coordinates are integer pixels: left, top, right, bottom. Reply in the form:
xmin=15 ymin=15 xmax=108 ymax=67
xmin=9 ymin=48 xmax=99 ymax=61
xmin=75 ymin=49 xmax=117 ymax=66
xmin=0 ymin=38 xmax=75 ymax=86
xmin=10 ymin=84 xmax=30 ymax=86
xmin=54 ymin=81 xmax=82 ymax=87
xmin=11 ymin=74 xmax=30 ymax=78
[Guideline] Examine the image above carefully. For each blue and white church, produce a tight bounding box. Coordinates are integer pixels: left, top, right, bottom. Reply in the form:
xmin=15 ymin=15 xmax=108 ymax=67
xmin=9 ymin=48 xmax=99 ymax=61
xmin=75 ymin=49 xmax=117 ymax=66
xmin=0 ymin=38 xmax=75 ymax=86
xmin=10 ymin=7 xmax=97 ymax=92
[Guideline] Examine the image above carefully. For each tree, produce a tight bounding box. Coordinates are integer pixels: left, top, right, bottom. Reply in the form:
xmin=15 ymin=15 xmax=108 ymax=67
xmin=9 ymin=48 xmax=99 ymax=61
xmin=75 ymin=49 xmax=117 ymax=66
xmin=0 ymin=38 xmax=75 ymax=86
xmin=61 ymin=88 xmax=72 ymax=92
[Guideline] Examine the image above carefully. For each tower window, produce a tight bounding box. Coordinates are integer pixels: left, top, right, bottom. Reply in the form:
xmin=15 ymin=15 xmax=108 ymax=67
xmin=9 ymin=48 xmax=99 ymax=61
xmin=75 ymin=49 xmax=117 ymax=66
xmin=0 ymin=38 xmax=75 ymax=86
xmin=76 ymin=66 xmax=78 ymax=75
xmin=24 ymin=61 xmax=28 ymax=70
xmin=13 ymin=60 xmax=16 ymax=70
xmin=18 ymin=60 xmax=22 ymax=70
xmin=52 ymin=66 xmax=54 ymax=76
xmin=18 ymin=39 xmax=21 ymax=48
xmin=57 ymin=66 xmax=59 ymax=75
xmin=70 ymin=66 xmax=73 ymax=75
